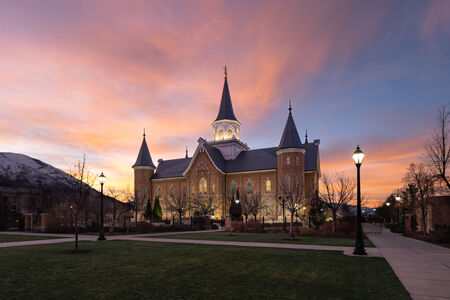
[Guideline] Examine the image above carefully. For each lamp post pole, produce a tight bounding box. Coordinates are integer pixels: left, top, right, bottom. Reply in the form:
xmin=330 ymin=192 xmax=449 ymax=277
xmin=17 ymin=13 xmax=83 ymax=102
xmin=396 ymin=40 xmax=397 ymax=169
xmin=395 ymin=196 xmax=401 ymax=226
xmin=353 ymin=146 xmax=366 ymax=255
xmin=98 ymin=172 xmax=106 ymax=241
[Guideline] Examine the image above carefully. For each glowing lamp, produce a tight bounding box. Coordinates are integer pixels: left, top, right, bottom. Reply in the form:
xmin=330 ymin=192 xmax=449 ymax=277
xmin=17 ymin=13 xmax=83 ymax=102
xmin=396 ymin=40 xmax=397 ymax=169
xmin=99 ymin=172 xmax=107 ymax=185
xmin=352 ymin=145 xmax=365 ymax=165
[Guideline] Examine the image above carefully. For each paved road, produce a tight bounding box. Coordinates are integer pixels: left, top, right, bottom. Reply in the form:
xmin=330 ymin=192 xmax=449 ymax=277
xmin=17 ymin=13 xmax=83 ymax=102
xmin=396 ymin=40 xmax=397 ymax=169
xmin=364 ymin=223 xmax=450 ymax=300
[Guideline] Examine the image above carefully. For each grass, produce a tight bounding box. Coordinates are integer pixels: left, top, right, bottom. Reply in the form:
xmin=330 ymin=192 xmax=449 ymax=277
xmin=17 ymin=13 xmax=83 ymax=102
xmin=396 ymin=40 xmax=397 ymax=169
xmin=0 ymin=241 xmax=408 ymax=299
xmin=146 ymin=232 xmax=375 ymax=247
xmin=0 ymin=234 xmax=61 ymax=243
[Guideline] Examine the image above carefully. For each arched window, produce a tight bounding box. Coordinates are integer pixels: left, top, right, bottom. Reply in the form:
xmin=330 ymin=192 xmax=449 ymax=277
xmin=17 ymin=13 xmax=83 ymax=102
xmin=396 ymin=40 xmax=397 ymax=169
xmin=296 ymin=176 xmax=300 ymax=192
xmin=226 ymin=128 xmax=234 ymax=139
xmin=286 ymin=156 xmax=290 ymax=165
xmin=247 ymin=181 xmax=253 ymax=194
xmin=156 ymin=186 xmax=162 ymax=199
xmin=296 ymin=155 xmax=300 ymax=166
xmin=199 ymin=177 xmax=207 ymax=194
xmin=265 ymin=180 xmax=271 ymax=193
xmin=211 ymin=182 xmax=215 ymax=194
xmin=217 ymin=128 xmax=224 ymax=140
xmin=231 ymin=182 xmax=237 ymax=195
xmin=191 ymin=185 xmax=195 ymax=195
xmin=170 ymin=186 xmax=175 ymax=198
xmin=183 ymin=186 xmax=187 ymax=198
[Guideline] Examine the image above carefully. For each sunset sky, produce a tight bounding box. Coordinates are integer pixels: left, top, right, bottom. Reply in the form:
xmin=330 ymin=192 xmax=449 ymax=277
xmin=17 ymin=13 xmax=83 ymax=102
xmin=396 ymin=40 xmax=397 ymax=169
xmin=1 ymin=0 xmax=449 ymax=206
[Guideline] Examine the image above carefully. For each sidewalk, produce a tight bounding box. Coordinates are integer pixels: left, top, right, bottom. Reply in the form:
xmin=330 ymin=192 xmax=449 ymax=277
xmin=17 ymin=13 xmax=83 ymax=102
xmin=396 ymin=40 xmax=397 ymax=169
xmin=115 ymin=235 xmax=382 ymax=256
xmin=363 ymin=223 xmax=450 ymax=300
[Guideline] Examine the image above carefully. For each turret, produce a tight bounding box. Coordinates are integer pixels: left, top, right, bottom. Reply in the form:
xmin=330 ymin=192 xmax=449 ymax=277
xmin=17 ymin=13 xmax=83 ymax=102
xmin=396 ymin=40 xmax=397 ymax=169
xmin=132 ymin=130 xmax=155 ymax=206
xmin=276 ymin=102 xmax=306 ymax=194
xmin=211 ymin=66 xmax=241 ymax=141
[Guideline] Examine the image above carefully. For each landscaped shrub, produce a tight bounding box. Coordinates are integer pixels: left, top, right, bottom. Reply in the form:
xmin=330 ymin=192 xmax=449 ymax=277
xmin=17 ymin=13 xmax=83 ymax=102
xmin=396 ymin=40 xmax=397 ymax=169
xmin=430 ymin=225 xmax=450 ymax=243
xmin=136 ymin=221 xmax=153 ymax=233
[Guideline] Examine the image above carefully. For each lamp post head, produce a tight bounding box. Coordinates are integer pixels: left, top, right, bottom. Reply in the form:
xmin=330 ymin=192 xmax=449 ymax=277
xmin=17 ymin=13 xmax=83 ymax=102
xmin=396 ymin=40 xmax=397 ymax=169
xmin=352 ymin=145 xmax=365 ymax=166
xmin=395 ymin=196 xmax=401 ymax=201
xmin=386 ymin=202 xmax=390 ymax=206
xmin=99 ymin=172 xmax=107 ymax=185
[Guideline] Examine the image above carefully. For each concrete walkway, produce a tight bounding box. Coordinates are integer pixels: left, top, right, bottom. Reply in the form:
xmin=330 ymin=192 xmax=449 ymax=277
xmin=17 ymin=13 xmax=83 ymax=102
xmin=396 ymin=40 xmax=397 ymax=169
xmin=115 ymin=235 xmax=382 ymax=256
xmin=363 ymin=223 xmax=450 ymax=300
xmin=0 ymin=230 xmax=381 ymax=256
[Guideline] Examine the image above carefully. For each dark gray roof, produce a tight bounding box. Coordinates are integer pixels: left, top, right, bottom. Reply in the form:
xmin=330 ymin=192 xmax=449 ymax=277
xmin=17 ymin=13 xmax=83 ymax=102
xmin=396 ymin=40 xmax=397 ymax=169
xmin=278 ymin=109 xmax=303 ymax=150
xmin=153 ymin=157 xmax=191 ymax=179
xmin=151 ymin=142 xmax=319 ymax=179
xmin=215 ymin=78 xmax=238 ymax=122
xmin=133 ymin=136 xmax=155 ymax=168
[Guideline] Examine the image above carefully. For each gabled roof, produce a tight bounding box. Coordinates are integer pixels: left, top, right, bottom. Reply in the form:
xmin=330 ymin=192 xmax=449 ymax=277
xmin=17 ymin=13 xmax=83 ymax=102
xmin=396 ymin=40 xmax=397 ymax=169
xmin=153 ymin=157 xmax=191 ymax=179
xmin=151 ymin=142 xmax=319 ymax=179
xmin=278 ymin=105 xmax=303 ymax=150
xmin=133 ymin=135 xmax=155 ymax=168
xmin=215 ymin=78 xmax=238 ymax=122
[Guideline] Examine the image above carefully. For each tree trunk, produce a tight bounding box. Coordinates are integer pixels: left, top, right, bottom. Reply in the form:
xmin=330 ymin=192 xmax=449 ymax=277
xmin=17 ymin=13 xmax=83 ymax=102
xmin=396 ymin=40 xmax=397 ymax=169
xmin=74 ymin=214 xmax=79 ymax=251
xmin=179 ymin=212 xmax=182 ymax=228
xmin=290 ymin=214 xmax=294 ymax=240
xmin=244 ymin=215 xmax=248 ymax=232
xmin=332 ymin=211 xmax=337 ymax=234
xmin=421 ymin=207 xmax=428 ymax=234
xmin=135 ymin=210 xmax=138 ymax=228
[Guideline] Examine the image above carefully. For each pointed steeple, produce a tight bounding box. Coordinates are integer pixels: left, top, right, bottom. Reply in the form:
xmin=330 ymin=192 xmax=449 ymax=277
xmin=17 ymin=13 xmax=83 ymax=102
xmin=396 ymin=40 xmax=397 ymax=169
xmin=305 ymin=129 xmax=309 ymax=143
xmin=215 ymin=67 xmax=238 ymax=122
xmin=185 ymin=146 xmax=188 ymax=158
xmin=278 ymin=101 xmax=303 ymax=150
xmin=132 ymin=130 xmax=156 ymax=168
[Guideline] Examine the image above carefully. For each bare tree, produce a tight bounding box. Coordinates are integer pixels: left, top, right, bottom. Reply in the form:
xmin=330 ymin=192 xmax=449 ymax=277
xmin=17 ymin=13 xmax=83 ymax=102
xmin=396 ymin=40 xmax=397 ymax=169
xmin=193 ymin=195 xmax=219 ymax=229
xmin=266 ymin=201 xmax=280 ymax=224
xmin=64 ymin=155 xmax=96 ymax=251
xmin=319 ymin=172 xmax=355 ymax=234
xmin=424 ymin=105 xmax=450 ymax=191
xmin=276 ymin=179 xmax=309 ymax=240
xmin=124 ymin=187 xmax=145 ymax=228
xmin=164 ymin=194 xmax=189 ymax=227
xmin=403 ymin=163 xmax=435 ymax=234
xmin=106 ymin=187 xmax=125 ymax=234
xmin=239 ymin=193 xmax=253 ymax=232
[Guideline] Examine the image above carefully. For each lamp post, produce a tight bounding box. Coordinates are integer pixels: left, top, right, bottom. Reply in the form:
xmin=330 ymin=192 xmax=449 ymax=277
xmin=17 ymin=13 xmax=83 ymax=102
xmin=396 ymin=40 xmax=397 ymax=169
xmin=395 ymin=196 xmax=401 ymax=225
xmin=279 ymin=196 xmax=286 ymax=232
xmin=352 ymin=145 xmax=366 ymax=255
xmin=98 ymin=172 xmax=107 ymax=241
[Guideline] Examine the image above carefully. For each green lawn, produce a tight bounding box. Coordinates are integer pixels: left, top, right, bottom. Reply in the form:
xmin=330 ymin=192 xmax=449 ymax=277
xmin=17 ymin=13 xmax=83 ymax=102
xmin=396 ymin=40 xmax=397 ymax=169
xmin=0 ymin=241 xmax=408 ymax=299
xmin=147 ymin=232 xmax=375 ymax=247
xmin=0 ymin=234 xmax=61 ymax=243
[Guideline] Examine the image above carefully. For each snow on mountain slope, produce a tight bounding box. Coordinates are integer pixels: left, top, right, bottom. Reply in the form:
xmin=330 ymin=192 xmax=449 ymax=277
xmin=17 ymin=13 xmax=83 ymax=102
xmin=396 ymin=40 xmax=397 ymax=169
xmin=0 ymin=152 xmax=72 ymax=187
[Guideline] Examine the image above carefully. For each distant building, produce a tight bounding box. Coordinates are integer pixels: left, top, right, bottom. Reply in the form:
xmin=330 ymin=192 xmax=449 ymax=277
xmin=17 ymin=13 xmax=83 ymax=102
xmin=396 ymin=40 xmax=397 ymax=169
xmin=133 ymin=71 xmax=321 ymax=222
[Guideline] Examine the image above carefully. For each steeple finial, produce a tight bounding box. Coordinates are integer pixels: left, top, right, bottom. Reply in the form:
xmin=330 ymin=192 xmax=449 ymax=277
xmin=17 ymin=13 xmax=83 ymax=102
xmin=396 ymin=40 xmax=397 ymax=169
xmin=224 ymin=65 xmax=228 ymax=79
xmin=305 ymin=129 xmax=308 ymax=143
xmin=143 ymin=128 xmax=146 ymax=137
xmin=185 ymin=146 xmax=188 ymax=158
xmin=288 ymin=100 xmax=292 ymax=113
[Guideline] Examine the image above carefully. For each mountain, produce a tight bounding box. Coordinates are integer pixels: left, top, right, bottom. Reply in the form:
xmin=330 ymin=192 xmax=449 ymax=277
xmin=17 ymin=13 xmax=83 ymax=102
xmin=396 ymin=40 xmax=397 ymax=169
xmin=0 ymin=152 xmax=73 ymax=188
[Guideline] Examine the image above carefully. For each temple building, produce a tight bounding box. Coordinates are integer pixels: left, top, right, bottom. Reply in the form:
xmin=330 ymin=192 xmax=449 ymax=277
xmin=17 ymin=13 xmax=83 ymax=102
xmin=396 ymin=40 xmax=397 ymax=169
xmin=132 ymin=71 xmax=321 ymax=221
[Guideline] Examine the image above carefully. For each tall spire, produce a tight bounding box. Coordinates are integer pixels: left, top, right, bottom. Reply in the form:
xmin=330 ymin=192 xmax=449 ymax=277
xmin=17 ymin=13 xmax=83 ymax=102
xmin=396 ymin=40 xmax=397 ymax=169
xmin=278 ymin=101 xmax=303 ymax=150
xmin=305 ymin=129 xmax=308 ymax=143
xmin=185 ymin=146 xmax=188 ymax=158
xmin=215 ymin=67 xmax=238 ymax=122
xmin=132 ymin=131 xmax=155 ymax=168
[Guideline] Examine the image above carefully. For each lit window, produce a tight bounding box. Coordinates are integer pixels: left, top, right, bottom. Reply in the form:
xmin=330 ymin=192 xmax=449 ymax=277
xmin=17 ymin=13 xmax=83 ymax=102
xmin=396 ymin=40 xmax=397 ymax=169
xmin=217 ymin=128 xmax=224 ymax=140
xmin=286 ymin=157 xmax=290 ymax=165
xmin=170 ymin=186 xmax=175 ymax=198
xmin=191 ymin=185 xmax=195 ymax=195
xmin=247 ymin=181 xmax=253 ymax=194
xmin=199 ymin=177 xmax=207 ymax=194
xmin=156 ymin=187 xmax=162 ymax=199
xmin=266 ymin=180 xmax=271 ymax=193
xmin=211 ymin=182 xmax=215 ymax=194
